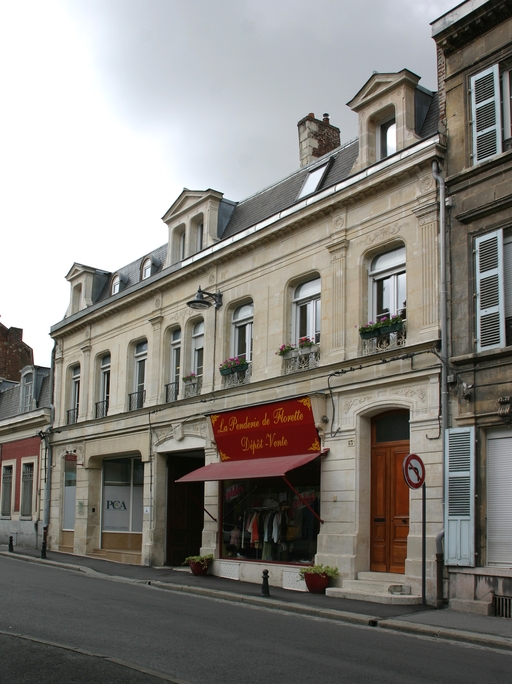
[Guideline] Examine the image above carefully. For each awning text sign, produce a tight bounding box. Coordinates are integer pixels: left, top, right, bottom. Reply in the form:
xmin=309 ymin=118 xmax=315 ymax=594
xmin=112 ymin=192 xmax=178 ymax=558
xmin=210 ymin=397 xmax=320 ymax=461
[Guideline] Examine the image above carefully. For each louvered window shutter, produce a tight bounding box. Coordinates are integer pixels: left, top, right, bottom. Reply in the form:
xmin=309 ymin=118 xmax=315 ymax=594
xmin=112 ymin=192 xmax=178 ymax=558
xmin=475 ymin=230 xmax=505 ymax=352
xmin=445 ymin=427 xmax=475 ymax=567
xmin=470 ymin=65 xmax=502 ymax=164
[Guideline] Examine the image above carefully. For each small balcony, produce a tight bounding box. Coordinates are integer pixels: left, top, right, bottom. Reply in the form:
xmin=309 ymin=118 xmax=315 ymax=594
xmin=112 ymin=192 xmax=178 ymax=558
xmin=283 ymin=346 xmax=320 ymax=374
xmin=222 ymin=363 xmax=252 ymax=388
xmin=184 ymin=376 xmax=202 ymax=399
xmin=129 ymin=390 xmax=146 ymax=410
xmin=95 ymin=400 xmax=108 ymax=419
xmin=66 ymin=408 xmax=78 ymax=425
xmin=165 ymin=382 xmax=179 ymax=403
xmin=361 ymin=322 xmax=407 ymax=356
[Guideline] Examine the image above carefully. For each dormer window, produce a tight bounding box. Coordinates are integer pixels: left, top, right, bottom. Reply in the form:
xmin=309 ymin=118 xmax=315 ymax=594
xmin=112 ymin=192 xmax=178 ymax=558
xmin=142 ymin=258 xmax=152 ymax=280
xmin=21 ymin=372 xmax=33 ymax=412
xmin=378 ymin=117 xmax=396 ymax=160
xmin=111 ymin=275 xmax=120 ymax=295
xmin=297 ymin=163 xmax=330 ymax=199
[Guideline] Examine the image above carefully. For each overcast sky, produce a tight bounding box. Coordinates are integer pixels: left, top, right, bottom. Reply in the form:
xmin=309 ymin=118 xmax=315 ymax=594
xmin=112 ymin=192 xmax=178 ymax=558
xmin=0 ymin=0 xmax=457 ymax=366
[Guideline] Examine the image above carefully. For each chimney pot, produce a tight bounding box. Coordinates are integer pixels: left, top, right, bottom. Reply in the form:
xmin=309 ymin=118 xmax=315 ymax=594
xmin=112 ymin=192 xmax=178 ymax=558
xmin=323 ymin=113 xmax=330 ymax=123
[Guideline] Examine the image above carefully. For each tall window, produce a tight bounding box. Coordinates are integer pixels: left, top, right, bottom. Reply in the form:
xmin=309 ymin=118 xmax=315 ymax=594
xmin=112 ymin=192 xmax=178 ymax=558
xmin=102 ymin=458 xmax=143 ymax=533
xmin=63 ymin=457 xmax=77 ymax=530
xmin=196 ymin=223 xmax=204 ymax=252
xmin=192 ymin=321 xmax=204 ymax=379
xmin=475 ymin=229 xmax=512 ymax=351
xmin=21 ymin=372 xmax=33 ymax=412
xmin=96 ymin=353 xmax=111 ymax=418
xmin=167 ymin=328 xmax=181 ymax=402
xmin=179 ymin=231 xmax=186 ymax=261
xmin=111 ymin=274 xmax=120 ymax=295
xmin=378 ymin=117 xmax=396 ymax=160
xmin=142 ymin=258 xmax=152 ymax=280
xmin=369 ymin=246 xmax=406 ymax=322
xmin=232 ymin=303 xmax=253 ymax=361
xmin=20 ymin=463 xmax=34 ymax=517
xmin=67 ymin=365 xmax=80 ymax=425
xmin=1 ymin=465 xmax=13 ymax=517
xmin=294 ymin=278 xmax=321 ymax=344
xmin=130 ymin=341 xmax=147 ymax=410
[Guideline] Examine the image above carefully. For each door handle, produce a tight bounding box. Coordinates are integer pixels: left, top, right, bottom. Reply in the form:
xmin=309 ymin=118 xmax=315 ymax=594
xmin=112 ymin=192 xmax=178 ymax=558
xmin=402 ymin=519 xmax=408 ymax=524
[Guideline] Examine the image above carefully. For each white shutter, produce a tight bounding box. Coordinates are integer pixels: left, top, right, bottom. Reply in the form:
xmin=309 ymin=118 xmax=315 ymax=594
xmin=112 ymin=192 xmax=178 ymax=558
xmin=475 ymin=230 xmax=505 ymax=351
xmin=487 ymin=430 xmax=512 ymax=566
xmin=470 ymin=65 xmax=502 ymax=164
xmin=445 ymin=427 xmax=475 ymax=567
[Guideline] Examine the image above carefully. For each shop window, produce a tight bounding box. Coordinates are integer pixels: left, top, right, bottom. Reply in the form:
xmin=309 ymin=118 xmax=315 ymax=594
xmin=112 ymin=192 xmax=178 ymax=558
xmin=21 ymin=372 xmax=33 ymax=412
xmin=1 ymin=465 xmax=13 ymax=517
xmin=67 ymin=365 xmax=80 ymax=425
xmin=102 ymin=458 xmax=143 ymax=533
xmin=221 ymin=460 xmax=320 ymax=563
xmin=96 ymin=353 xmax=111 ymax=418
xmin=166 ymin=328 xmax=181 ymax=402
xmin=470 ymin=64 xmax=512 ymax=164
xmin=475 ymin=229 xmax=512 ymax=351
xmin=63 ymin=457 xmax=77 ymax=531
xmin=20 ymin=463 xmax=34 ymax=517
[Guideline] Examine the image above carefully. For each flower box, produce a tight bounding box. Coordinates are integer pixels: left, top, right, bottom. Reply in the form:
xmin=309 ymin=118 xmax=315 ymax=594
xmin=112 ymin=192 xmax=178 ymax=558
xmin=232 ymin=362 xmax=249 ymax=372
xmin=360 ymin=329 xmax=379 ymax=340
xmin=298 ymin=344 xmax=319 ymax=355
xmin=379 ymin=321 xmax=403 ymax=335
xmin=220 ymin=368 xmax=232 ymax=376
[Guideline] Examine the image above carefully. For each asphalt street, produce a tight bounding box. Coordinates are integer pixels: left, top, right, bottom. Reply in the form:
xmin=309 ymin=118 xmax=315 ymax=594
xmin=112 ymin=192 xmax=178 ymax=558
xmin=1 ymin=555 xmax=511 ymax=684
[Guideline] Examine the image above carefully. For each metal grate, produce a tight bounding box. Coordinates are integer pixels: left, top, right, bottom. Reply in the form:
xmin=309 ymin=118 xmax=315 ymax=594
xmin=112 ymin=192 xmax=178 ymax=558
xmin=494 ymin=595 xmax=512 ymax=618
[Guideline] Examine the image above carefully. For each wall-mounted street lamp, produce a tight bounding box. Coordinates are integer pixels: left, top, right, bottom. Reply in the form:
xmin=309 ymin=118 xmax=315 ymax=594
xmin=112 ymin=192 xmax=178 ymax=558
xmin=187 ymin=286 xmax=223 ymax=310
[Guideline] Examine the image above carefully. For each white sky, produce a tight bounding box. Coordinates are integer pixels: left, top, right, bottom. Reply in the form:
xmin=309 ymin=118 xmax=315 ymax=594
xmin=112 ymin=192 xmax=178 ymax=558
xmin=0 ymin=0 xmax=457 ymax=366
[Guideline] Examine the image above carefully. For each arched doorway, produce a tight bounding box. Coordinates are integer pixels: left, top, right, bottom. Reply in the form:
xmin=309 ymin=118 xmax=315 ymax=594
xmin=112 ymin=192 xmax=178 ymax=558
xmin=370 ymin=410 xmax=410 ymax=573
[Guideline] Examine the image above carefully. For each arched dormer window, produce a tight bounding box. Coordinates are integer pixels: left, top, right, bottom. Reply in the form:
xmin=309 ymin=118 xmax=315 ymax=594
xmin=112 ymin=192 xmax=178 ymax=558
xmin=111 ymin=274 xmax=120 ymax=295
xmin=142 ymin=258 xmax=152 ymax=280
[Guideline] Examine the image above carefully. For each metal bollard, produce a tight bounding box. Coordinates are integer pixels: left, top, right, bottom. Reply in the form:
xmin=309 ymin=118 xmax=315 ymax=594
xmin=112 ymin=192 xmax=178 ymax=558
xmin=41 ymin=541 xmax=47 ymax=559
xmin=261 ymin=569 xmax=270 ymax=596
xmin=8 ymin=536 xmax=13 ymax=553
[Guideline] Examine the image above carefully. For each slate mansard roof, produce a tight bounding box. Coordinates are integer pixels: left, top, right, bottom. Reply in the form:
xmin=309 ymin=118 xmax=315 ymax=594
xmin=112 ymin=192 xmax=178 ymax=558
xmin=55 ymin=89 xmax=439 ymax=321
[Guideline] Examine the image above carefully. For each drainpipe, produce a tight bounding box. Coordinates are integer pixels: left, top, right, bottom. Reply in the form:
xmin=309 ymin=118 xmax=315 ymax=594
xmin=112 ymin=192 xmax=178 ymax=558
xmin=432 ymin=160 xmax=447 ymax=608
xmin=42 ymin=341 xmax=57 ymax=556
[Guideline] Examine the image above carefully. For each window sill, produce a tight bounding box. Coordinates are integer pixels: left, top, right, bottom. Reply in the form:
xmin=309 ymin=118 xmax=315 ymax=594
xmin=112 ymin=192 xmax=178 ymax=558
xmin=0 ymin=516 xmax=12 ymax=520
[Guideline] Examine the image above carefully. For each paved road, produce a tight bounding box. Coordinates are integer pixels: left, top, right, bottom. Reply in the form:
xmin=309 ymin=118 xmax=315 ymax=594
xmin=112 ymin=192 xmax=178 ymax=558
xmin=1 ymin=555 xmax=511 ymax=684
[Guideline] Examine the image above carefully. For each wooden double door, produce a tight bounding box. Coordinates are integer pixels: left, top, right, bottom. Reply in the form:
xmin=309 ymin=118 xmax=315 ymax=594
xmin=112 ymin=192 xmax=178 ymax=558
xmin=370 ymin=413 xmax=410 ymax=573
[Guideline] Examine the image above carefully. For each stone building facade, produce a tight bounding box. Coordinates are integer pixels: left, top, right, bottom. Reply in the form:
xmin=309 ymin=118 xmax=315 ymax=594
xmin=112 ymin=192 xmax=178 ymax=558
xmin=433 ymin=0 xmax=512 ymax=613
xmin=48 ymin=70 xmax=444 ymax=602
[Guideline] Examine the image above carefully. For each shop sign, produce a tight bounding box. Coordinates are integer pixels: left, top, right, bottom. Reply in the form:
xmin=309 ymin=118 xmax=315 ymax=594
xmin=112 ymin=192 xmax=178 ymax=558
xmin=210 ymin=397 xmax=320 ymax=461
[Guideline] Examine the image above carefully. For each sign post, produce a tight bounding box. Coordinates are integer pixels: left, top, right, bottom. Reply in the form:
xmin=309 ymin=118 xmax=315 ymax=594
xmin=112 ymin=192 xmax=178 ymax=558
xmin=403 ymin=454 xmax=426 ymax=606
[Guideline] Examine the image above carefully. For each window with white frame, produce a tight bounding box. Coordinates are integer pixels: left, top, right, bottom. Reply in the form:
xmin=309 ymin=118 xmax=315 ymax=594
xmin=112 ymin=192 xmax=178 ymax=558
xmin=232 ymin=303 xmax=253 ymax=362
xmin=293 ymin=278 xmax=321 ymax=344
xmin=297 ymin=163 xmax=330 ymax=199
xmin=196 ymin=223 xmax=204 ymax=252
xmin=192 ymin=320 xmax=204 ymax=379
xmin=179 ymin=231 xmax=186 ymax=261
xmin=97 ymin=353 xmax=110 ymax=418
xmin=474 ymin=229 xmax=512 ymax=351
xmin=111 ymin=274 xmax=120 ymax=295
xmin=470 ymin=63 xmax=512 ymax=165
xmin=167 ymin=328 xmax=181 ymax=401
xmin=21 ymin=372 xmax=33 ymax=412
xmin=369 ymin=246 xmax=406 ymax=323
xmin=378 ymin=116 xmax=396 ymax=160
xmin=67 ymin=365 xmax=80 ymax=424
xmin=142 ymin=258 xmax=152 ymax=280
xmin=1 ymin=465 xmax=13 ymax=517
xmin=20 ymin=462 xmax=35 ymax=517
xmin=131 ymin=341 xmax=147 ymax=409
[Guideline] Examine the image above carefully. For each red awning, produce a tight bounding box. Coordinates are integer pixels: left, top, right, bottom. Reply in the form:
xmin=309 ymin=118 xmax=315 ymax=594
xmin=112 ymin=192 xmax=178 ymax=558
xmin=175 ymin=450 xmax=327 ymax=483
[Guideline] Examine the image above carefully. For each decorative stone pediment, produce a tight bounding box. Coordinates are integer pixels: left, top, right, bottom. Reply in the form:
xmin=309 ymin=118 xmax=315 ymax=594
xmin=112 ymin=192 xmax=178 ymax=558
xmin=347 ymin=69 xmax=420 ymax=112
xmin=161 ymin=189 xmax=224 ymax=224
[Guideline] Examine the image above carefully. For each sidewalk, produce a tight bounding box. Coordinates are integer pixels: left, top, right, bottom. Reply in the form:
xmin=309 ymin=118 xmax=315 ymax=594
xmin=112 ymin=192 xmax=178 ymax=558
xmin=2 ymin=545 xmax=512 ymax=652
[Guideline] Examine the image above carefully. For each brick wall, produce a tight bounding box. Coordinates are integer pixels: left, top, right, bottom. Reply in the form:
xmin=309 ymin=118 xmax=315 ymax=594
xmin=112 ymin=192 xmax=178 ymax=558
xmin=0 ymin=324 xmax=34 ymax=382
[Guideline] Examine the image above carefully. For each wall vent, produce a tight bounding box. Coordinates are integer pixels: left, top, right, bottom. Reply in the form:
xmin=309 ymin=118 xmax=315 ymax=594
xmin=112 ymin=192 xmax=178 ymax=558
xmin=494 ymin=595 xmax=512 ymax=618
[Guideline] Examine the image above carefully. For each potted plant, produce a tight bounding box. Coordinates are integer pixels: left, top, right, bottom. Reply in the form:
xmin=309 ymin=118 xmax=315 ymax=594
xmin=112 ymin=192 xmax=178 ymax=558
xmin=378 ymin=314 xmax=403 ymax=334
xmin=184 ymin=553 xmax=213 ymax=576
xmin=297 ymin=336 xmax=319 ymax=354
xmin=219 ymin=356 xmax=248 ymax=375
xmin=358 ymin=321 xmax=383 ymax=339
xmin=299 ymin=564 xmax=339 ymax=594
xmin=182 ymin=372 xmax=198 ymax=383
xmin=275 ymin=343 xmax=297 ymax=358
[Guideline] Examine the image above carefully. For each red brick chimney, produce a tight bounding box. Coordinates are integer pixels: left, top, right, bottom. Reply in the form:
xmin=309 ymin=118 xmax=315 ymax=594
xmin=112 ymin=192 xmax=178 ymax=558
xmin=297 ymin=112 xmax=341 ymax=168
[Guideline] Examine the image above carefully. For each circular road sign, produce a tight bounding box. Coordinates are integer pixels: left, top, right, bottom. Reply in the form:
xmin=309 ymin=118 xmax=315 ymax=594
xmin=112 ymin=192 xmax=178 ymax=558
xmin=403 ymin=454 xmax=425 ymax=489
